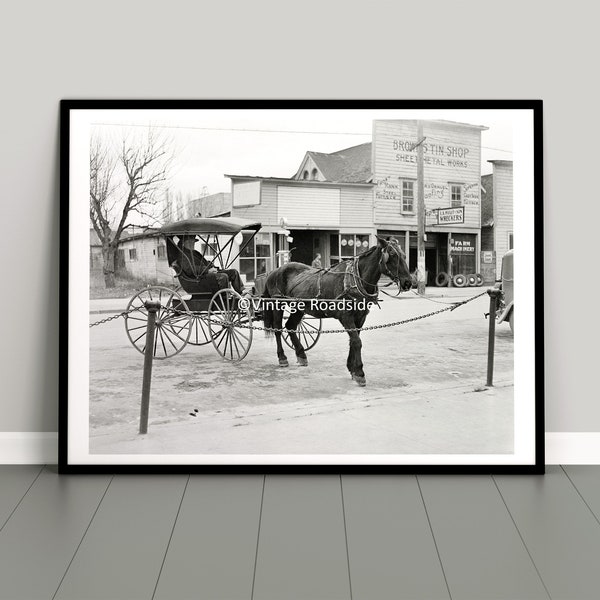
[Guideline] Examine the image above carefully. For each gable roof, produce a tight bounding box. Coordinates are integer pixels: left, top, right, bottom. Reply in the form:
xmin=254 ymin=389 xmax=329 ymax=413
xmin=299 ymin=142 xmax=372 ymax=183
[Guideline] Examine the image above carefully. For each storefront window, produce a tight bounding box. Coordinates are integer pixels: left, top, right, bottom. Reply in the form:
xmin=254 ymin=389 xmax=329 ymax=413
xmin=449 ymin=233 xmax=477 ymax=275
xmin=332 ymin=234 xmax=371 ymax=263
xmin=239 ymin=232 xmax=272 ymax=282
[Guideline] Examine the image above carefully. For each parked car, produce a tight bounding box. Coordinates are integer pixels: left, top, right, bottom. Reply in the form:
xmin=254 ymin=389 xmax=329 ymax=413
xmin=496 ymin=249 xmax=514 ymax=333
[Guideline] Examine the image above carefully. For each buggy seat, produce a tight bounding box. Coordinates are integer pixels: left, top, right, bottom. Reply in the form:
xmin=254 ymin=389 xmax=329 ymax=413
xmin=165 ymin=236 xmax=232 ymax=302
xmin=176 ymin=272 xmax=230 ymax=296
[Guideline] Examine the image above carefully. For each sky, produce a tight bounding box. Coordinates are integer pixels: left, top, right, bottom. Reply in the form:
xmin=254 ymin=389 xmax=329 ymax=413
xmin=91 ymin=107 xmax=514 ymax=202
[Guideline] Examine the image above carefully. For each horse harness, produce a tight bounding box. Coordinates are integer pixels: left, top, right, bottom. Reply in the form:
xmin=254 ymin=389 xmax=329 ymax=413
xmin=276 ymin=242 xmax=401 ymax=303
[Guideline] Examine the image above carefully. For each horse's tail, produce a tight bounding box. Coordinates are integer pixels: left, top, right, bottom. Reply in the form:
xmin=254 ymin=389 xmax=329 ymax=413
xmin=261 ymin=287 xmax=274 ymax=338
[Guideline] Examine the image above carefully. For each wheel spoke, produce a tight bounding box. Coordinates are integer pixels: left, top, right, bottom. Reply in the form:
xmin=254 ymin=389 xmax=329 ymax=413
xmin=232 ymin=327 xmax=250 ymax=344
xmin=158 ymin=328 xmax=168 ymax=357
xmin=158 ymin=326 xmax=175 ymax=352
xmin=231 ymin=329 xmax=250 ymax=354
xmin=303 ymin=320 xmax=320 ymax=332
xmin=229 ymin=329 xmax=241 ymax=358
xmin=216 ymin=329 xmax=229 ymax=351
xmin=212 ymin=327 xmax=225 ymax=342
xmin=127 ymin=315 xmax=149 ymax=323
xmin=132 ymin=331 xmax=147 ymax=345
xmin=300 ymin=329 xmax=309 ymax=349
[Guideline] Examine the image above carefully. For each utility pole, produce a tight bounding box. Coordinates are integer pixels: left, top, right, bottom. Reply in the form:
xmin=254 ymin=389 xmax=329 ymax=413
xmin=416 ymin=121 xmax=426 ymax=295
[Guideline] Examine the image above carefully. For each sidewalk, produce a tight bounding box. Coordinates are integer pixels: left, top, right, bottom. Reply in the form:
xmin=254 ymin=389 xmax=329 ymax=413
xmin=90 ymin=378 xmax=514 ymax=456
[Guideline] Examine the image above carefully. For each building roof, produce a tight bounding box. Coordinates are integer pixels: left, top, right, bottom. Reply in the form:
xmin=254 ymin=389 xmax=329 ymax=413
xmin=301 ymin=142 xmax=372 ymax=183
xmin=226 ymin=174 xmax=372 ymax=187
xmin=375 ymin=118 xmax=488 ymax=131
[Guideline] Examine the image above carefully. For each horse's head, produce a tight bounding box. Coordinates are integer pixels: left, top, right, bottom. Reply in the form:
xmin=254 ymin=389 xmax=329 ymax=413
xmin=378 ymin=237 xmax=412 ymax=291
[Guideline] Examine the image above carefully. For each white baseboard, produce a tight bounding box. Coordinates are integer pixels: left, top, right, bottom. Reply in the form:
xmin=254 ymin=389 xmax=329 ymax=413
xmin=0 ymin=433 xmax=58 ymax=464
xmin=545 ymin=433 xmax=600 ymax=464
xmin=1 ymin=432 xmax=599 ymax=465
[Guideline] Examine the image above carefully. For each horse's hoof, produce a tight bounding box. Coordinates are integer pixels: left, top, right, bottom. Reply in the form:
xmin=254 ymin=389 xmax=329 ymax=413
xmin=352 ymin=374 xmax=367 ymax=387
xmin=279 ymin=359 xmax=289 ymax=368
xmin=297 ymin=357 xmax=308 ymax=367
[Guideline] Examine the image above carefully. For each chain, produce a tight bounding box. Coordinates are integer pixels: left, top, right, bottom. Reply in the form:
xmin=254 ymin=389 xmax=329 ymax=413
xmin=226 ymin=290 xmax=488 ymax=334
xmin=89 ymin=306 xmax=142 ymax=328
xmin=88 ymin=290 xmax=488 ymax=334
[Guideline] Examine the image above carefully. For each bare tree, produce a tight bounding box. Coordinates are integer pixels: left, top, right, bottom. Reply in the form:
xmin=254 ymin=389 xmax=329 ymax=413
xmin=90 ymin=128 xmax=173 ymax=288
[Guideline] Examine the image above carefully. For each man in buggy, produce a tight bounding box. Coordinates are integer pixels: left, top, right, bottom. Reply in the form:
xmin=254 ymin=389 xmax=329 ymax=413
xmin=173 ymin=235 xmax=245 ymax=294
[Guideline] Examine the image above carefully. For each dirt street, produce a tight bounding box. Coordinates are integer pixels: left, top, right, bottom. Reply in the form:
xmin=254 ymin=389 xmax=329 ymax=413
xmin=88 ymin=289 xmax=514 ymax=457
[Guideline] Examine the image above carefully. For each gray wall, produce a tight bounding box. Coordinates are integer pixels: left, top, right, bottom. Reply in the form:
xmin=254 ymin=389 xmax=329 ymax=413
xmin=1 ymin=1 xmax=597 ymax=433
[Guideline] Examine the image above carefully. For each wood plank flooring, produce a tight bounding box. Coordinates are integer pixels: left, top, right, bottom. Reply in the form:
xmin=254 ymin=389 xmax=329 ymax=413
xmin=0 ymin=466 xmax=599 ymax=599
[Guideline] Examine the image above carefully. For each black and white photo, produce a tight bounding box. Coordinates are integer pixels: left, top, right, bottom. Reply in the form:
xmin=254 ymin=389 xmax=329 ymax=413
xmin=60 ymin=100 xmax=543 ymax=472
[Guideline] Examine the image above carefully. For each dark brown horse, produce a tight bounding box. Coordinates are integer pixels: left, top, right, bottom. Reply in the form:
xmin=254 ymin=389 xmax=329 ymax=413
xmin=262 ymin=237 xmax=412 ymax=386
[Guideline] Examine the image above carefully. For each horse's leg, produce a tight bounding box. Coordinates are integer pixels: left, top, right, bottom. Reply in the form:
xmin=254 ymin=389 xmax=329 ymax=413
xmin=284 ymin=310 xmax=308 ymax=366
xmin=273 ymin=309 xmax=288 ymax=367
xmin=340 ymin=313 xmax=366 ymax=386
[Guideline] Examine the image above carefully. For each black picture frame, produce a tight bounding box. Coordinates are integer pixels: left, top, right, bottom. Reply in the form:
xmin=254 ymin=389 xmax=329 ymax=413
xmin=60 ymin=99 xmax=544 ymax=474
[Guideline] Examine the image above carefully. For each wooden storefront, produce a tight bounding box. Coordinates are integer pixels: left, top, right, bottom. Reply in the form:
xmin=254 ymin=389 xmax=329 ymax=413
xmin=372 ymin=119 xmax=486 ymax=281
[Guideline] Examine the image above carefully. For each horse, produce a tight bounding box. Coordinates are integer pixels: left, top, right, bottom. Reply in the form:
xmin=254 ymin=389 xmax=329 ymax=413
xmin=261 ymin=237 xmax=412 ymax=386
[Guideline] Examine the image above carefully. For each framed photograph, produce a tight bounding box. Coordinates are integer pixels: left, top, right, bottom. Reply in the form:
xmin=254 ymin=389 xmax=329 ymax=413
xmin=60 ymin=100 xmax=544 ymax=473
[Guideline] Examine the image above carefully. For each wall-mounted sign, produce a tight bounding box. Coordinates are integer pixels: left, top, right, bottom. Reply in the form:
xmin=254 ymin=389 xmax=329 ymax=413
xmin=438 ymin=207 xmax=464 ymax=224
xmin=482 ymin=251 xmax=494 ymax=264
xmin=427 ymin=206 xmax=465 ymax=225
xmin=450 ymin=234 xmax=476 ymax=254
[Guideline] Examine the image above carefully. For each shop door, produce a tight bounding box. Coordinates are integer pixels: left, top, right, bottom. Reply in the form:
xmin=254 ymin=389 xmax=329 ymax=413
xmin=289 ymin=230 xmax=313 ymax=265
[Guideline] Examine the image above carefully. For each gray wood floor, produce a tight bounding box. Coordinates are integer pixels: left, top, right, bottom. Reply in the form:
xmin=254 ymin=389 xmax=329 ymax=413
xmin=1 ymin=466 xmax=599 ymax=599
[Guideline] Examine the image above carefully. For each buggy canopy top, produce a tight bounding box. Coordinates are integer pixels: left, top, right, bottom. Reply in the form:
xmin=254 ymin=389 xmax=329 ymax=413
xmin=160 ymin=217 xmax=261 ymax=236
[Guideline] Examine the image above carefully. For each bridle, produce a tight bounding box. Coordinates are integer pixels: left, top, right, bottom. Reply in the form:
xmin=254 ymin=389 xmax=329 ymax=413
xmin=378 ymin=241 xmax=406 ymax=283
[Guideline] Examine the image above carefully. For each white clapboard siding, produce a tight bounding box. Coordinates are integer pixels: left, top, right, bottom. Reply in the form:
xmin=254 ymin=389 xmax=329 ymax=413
xmin=493 ymin=162 xmax=514 ymax=273
xmin=277 ymin=186 xmax=341 ymax=227
xmin=340 ymin=187 xmax=373 ymax=228
xmin=231 ymin=180 xmax=278 ymax=225
xmin=373 ymin=120 xmax=482 ymax=229
xmin=118 ymin=238 xmax=172 ymax=284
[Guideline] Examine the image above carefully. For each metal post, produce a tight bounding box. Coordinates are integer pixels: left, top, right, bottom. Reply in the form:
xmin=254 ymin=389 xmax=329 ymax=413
xmin=486 ymin=289 xmax=502 ymax=387
xmin=139 ymin=300 xmax=161 ymax=434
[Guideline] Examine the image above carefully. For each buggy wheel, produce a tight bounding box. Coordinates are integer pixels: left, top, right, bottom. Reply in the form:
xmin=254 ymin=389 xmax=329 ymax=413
xmin=124 ymin=286 xmax=191 ymax=359
xmin=168 ymin=286 xmax=211 ymax=346
xmin=181 ymin=313 xmax=212 ymax=346
xmin=208 ymin=288 xmax=253 ymax=362
xmin=282 ymin=313 xmax=322 ymax=351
